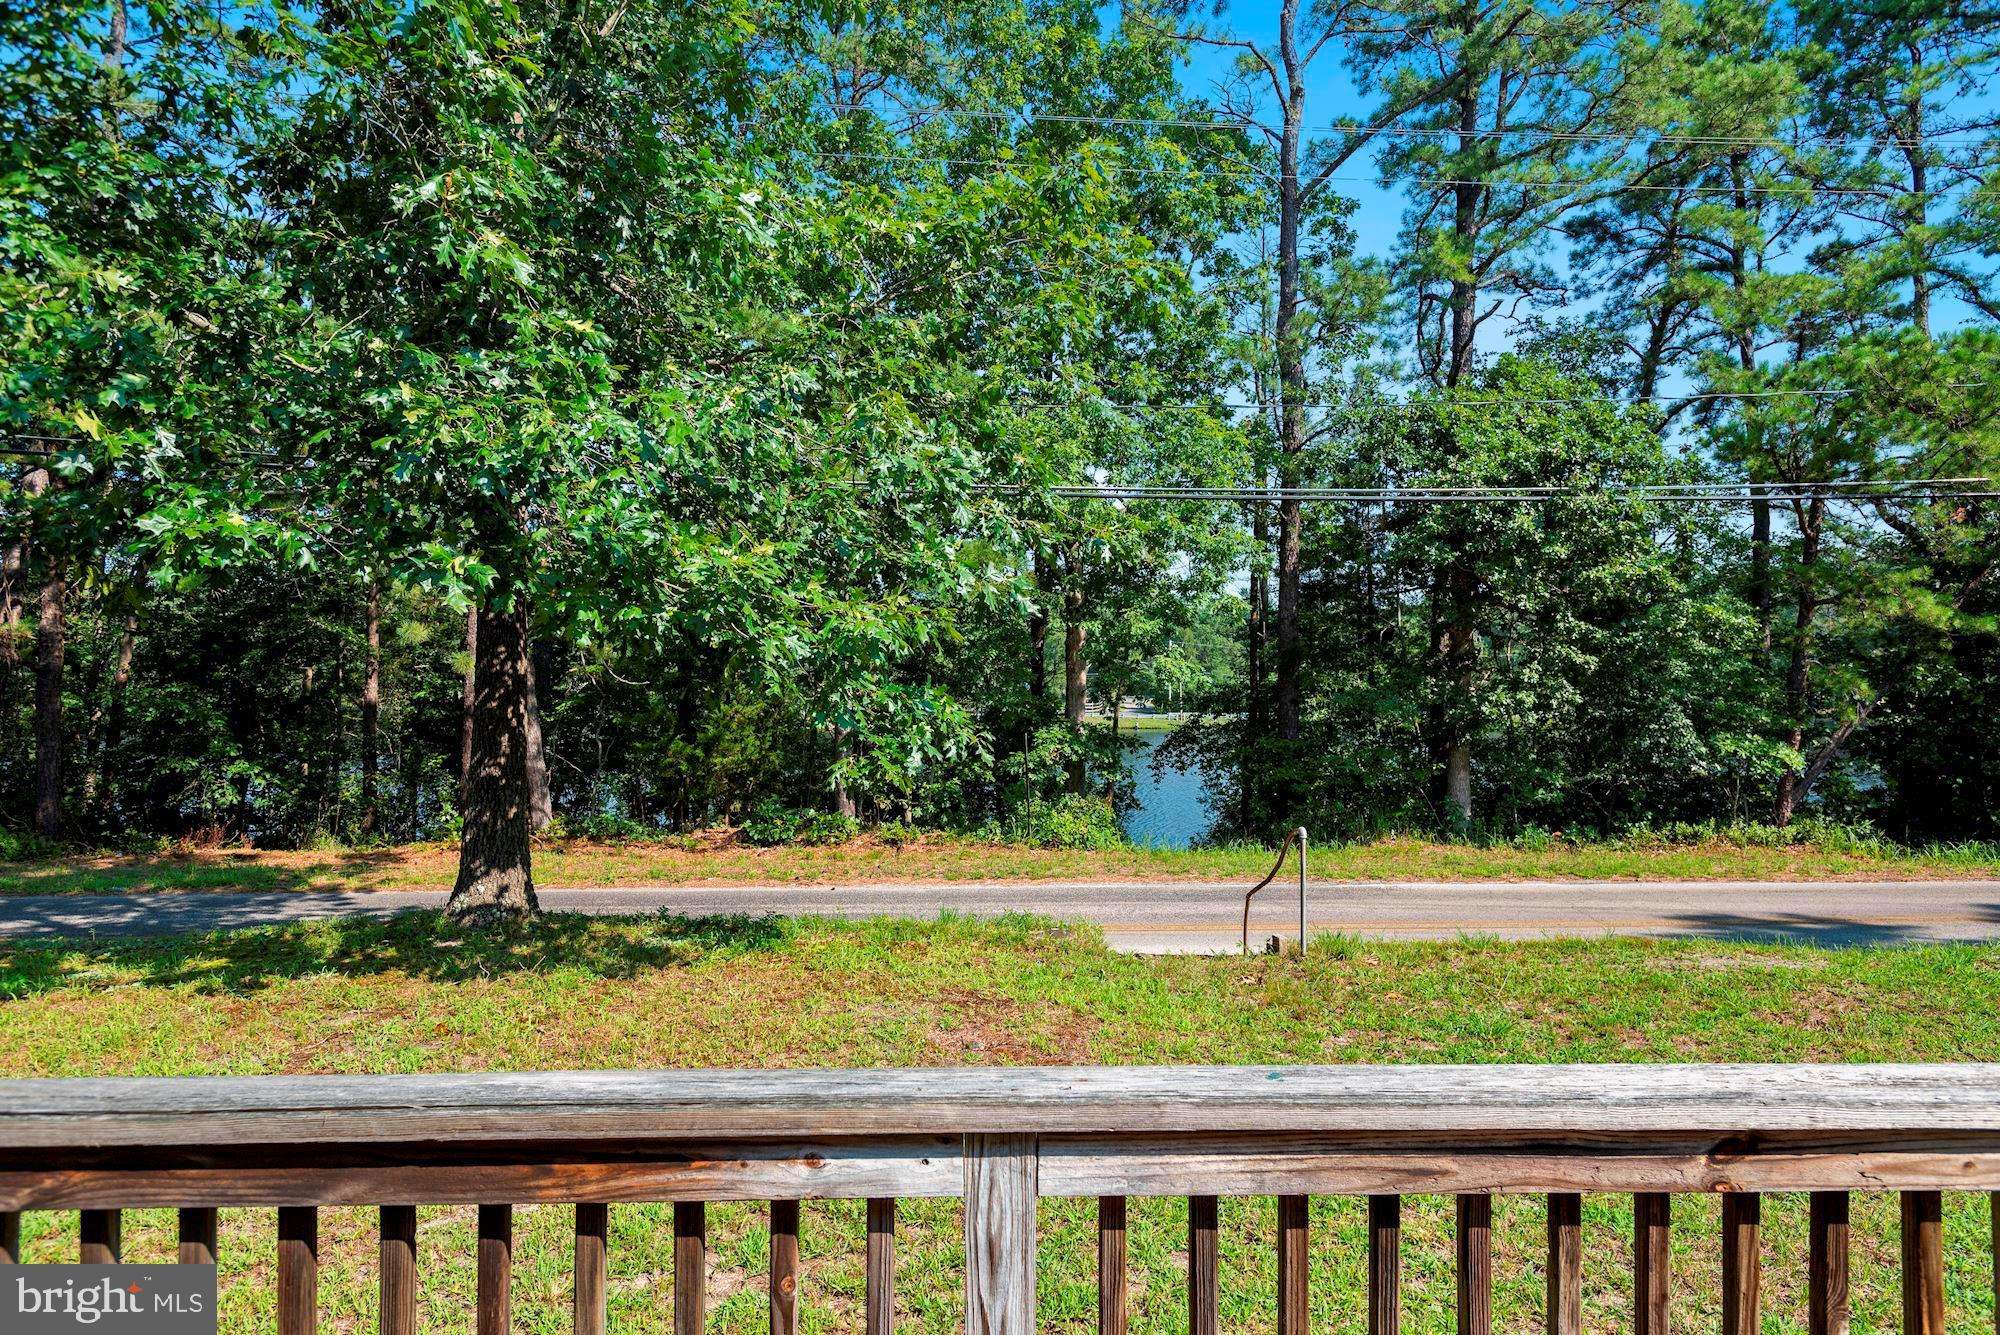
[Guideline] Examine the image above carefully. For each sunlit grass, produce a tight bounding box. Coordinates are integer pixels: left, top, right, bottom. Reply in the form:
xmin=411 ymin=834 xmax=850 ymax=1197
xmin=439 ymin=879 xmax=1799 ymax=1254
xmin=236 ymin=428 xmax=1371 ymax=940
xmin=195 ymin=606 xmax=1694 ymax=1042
xmin=3 ymin=828 xmax=1994 ymax=895
xmin=4 ymin=914 xmax=1998 ymax=1331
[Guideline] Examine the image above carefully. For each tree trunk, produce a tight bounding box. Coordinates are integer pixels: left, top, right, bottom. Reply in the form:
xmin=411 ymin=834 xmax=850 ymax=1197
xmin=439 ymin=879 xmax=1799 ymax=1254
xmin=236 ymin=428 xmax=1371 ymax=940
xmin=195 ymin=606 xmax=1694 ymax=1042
xmin=1243 ymin=503 xmax=1269 ymax=830
xmin=1063 ymin=581 xmax=1088 ymax=794
xmin=832 ymin=726 xmax=857 ymax=819
xmin=1271 ymin=0 xmax=1307 ymax=754
xmin=1438 ymin=562 xmax=1477 ymax=828
xmin=1772 ymin=498 xmax=1825 ymax=827
xmin=1028 ymin=550 xmax=1049 ymax=706
xmin=523 ymin=643 xmax=552 ymax=833
xmin=459 ymin=605 xmax=477 ymax=806
xmin=90 ymin=608 xmax=137 ymax=824
xmin=359 ymin=580 xmax=381 ymax=834
xmin=1750 ymin=500 xmax=1773 ymax=651
xmin=0 ymin=508 xmax=22 ymax=675
xmin=1900 ymin=81 xmax=1930 ymax=336
xmin=448 ymin=601 xmax=538 ymax=921
xmin=35 ymin=566 xmax=66 ymax=840
xmin=1432 ymin=86 xmax=1485 ymax=828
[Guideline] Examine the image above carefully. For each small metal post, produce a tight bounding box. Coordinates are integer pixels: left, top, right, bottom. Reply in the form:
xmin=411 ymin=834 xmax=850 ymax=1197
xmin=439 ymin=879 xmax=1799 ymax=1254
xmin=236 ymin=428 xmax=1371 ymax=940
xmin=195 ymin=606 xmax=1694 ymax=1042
xmin=1295 ymin=827 xmax=1308 ymax=955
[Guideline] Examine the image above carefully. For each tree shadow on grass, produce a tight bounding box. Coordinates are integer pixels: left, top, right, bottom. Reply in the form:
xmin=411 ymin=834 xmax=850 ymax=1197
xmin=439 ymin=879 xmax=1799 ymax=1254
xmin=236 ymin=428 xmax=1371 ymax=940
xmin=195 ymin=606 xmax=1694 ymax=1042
xmin=0 ymin=848 xmax=413 ymax=894
xmin=0 ymin=910 xmax=791 ymax=1000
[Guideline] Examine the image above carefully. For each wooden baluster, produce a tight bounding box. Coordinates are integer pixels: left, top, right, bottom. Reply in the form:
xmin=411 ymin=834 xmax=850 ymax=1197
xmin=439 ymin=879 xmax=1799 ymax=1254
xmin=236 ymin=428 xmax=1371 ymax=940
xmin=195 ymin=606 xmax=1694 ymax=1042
xmin=1901 ymin=1191 xmax=1944 ymax=1335
xmin=1546 ymin=1194 xmax=1580 ymax=1335
xmin=1990 ymin=1193 xmax=1998 ymax=1335
xmin=674 ymin=1201 xmax=706 ymax=1335
xmin=769 ymin=1201 xmax=799 ymax=1335
xmin=1457 ymin=1194 xmax=1491 ymax=1335
xmin=80 ymin=1209 xmax=121 ymax=1263
xmin=179 ymin=1208 xmax=218 ymax=1265
xmin=1634 ymin=1193 xmax=1669 ymax=1335
xmin=1278 ymin=1195 xmax=1308 ymax=1335
xmin=574 ymin=1204 xmax=607 ymax=1335
xmin=1098 ymin=1196 xmax=1127 ymax=1335
xmin=1 ymin=1211 xmax=18 ymax=1264
xmin=865 ymin=1198 xmax=894 ymax=1335
xmin=963 ymin=1134 xmax=1037 ymax=1335
xmin=380 ymin=1205 xmax=416 ymax=1335
xmin=1369 ymin=1195 xmax=1400 ymax=1335
xmin=1811 ymin=1191 xmax=1850 ymax=1335
xmin=278 ymin=1206 xmax=318 ymax=1335
xmin=477 ymin=1205 xmax=511 ymax=1335
xmin=1723 ymin=1195 xmax=1760 ymax=1335
xmin=1188 ymin=1195 xmax=1219 ymax=1335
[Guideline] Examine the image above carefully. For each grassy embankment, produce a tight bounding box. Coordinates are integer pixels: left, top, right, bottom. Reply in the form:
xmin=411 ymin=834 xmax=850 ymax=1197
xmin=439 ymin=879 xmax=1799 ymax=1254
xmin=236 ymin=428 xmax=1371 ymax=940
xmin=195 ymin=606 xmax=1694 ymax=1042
xmin=3 ymin=913 xmax=1998 ymax=1331
xmin=2 ymin=827 xmax=1997 ymax=895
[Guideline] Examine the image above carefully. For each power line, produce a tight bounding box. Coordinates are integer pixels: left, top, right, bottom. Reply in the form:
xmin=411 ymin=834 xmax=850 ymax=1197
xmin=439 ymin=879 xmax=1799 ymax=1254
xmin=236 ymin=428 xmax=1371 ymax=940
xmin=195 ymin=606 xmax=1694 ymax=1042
xmin=818 ymin=101 xmax=1997 ymax=153
xmin=1017 ymin=380 xmax=2000 ymax=413
xmin=1011 ymin=480 xmax=2000 ymax=505
xmin=805 ymin=147 xmax=1937 ymax=197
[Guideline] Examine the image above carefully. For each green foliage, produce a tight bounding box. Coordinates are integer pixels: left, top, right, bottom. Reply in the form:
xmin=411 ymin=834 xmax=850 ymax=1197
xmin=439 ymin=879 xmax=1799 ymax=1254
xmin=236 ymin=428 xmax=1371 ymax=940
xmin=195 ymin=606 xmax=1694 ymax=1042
xmin=6 ymin=0 xmax=2000 ymax=858
xmin=738 ymin=801 xmax=803 ymax=848
xmin=794 ymin=813 xmax=862 ymax=847
xmin=738 ymin=804 xmax=861 ymax=847
xmin=1026 ymin=794 xmax=1127 ymax=851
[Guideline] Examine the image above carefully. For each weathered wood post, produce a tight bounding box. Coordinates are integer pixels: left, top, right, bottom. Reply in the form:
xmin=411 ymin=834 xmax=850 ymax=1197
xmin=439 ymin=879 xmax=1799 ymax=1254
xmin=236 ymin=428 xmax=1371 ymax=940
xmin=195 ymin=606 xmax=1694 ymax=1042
xmin=964 ymin=1133 xmax=1038 ymax=1335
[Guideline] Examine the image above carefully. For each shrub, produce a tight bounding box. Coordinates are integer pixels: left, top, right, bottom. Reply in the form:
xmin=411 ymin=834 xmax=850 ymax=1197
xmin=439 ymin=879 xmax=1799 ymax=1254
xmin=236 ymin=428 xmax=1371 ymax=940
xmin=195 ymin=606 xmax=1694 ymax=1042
xmin=0 ymin=828 xmax=60 ymax=862
xmin=875 ymin=820 xmax=923 ymax=846
xmin=795 ymin=812 xmax=862 ymax=846
xmin=739 ymin=800 xmax=802 ymax=847
xmin=1028 ymin=794 xmax=1126 ymax=851
xmin=556 ymin=811 xmax=655 ymax=843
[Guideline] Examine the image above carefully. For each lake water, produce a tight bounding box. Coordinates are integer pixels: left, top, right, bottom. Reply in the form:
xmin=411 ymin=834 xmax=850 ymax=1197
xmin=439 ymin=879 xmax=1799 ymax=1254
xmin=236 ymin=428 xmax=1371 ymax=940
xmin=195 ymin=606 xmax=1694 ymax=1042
xmin=1119 ymin=728 xmax=1217 ymax=849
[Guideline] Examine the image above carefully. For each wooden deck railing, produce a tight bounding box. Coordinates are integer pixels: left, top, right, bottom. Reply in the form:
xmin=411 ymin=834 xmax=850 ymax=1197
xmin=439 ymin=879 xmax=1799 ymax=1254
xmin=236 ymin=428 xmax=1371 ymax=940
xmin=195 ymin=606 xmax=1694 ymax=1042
xmin=4 ymin=1064 xmax=2000 ymax=1332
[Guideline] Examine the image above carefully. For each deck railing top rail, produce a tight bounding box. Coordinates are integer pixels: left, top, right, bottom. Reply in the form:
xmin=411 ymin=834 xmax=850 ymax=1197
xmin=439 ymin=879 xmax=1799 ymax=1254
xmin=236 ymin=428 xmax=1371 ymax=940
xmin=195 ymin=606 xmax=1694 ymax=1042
xmin=8 ymin=1062 xmax=2000 ymax=1147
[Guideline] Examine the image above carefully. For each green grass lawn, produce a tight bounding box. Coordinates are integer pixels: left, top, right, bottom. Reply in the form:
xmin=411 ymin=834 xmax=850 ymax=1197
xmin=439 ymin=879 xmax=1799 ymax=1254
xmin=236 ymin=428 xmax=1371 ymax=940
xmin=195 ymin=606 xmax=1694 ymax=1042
xmin=3 ymin=913 xmax=1998 ymax=1332
xmin=4 ymin=827 xmax=1997 ymax=895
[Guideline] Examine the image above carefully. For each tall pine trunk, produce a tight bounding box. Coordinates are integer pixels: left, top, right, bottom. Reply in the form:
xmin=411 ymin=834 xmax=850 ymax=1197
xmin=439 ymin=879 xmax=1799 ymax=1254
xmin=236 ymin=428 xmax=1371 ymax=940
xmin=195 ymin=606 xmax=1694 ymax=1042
xmin=360 ymin=580 xmax=381 ymax=834
xmin=87 ymin=607 xmax=137 ymax=824
xmin=1270 ymin=0 xmax=1307 ymax=760
xmin=1771 ymin=499 xmax=1825 ymax=827
xmin=1242 ymin=503 xmax=1269 ymax=830
xmin=35 ymin=566 xmax=65 ymax=839
xmin=448 ymin=601 xmax=538 ymax=921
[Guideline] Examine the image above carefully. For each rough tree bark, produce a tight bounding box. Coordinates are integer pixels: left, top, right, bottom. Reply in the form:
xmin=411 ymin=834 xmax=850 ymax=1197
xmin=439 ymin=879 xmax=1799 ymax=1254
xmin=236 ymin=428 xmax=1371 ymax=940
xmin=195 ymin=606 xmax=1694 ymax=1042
xmin=87 ymin=607 xmax=137 ymax=824
xmin=459 ymin=605 xmax=477 ymax=805
xmin=35 ymin=565 xmax=65 ymax=840
xmin=1729 ymin=154 xmax=1775 ymax=654
xmin=18 ymin=463 xmax=61 ymax=839
xmin=523 ymin=644 xmax=552 ymax=833
xmin=1062 ymin=571 xmax=1088 ymax=795
xmin=1771 ymin=497 xmax=1825 ymax=827
xmin=1027 ymin=549 xmax=1049 ymax=706
xmin=1270 ymin=0 xmax=1307 ymax=756
xmin=448 ymin=601 xmax=539 ymax=921
xmin=1433 ymin=85 xmax=1486 ymax=829
xmin=359 ymin=580 xmax=381 ymax=834
xmin=1242 ymin=502 xmax=1269 ymax=830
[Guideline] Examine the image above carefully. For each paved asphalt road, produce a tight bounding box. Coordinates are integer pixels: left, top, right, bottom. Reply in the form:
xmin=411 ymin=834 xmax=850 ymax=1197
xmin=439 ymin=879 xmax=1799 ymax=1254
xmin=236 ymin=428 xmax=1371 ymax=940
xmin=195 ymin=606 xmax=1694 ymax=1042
xmin=4 ymin=879 xmax=1999 ymax=951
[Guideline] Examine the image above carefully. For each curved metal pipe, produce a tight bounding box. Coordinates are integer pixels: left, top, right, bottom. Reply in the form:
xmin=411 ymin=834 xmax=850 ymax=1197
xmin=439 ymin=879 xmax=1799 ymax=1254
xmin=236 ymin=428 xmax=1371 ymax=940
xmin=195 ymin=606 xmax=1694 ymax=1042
xmin=1242 ymin=826 xmax=1309 ymax=956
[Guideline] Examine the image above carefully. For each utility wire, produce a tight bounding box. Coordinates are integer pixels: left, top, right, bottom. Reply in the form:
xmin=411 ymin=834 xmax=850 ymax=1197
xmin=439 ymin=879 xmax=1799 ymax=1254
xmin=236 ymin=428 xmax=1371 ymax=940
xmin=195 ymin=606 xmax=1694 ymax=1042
xmin=804 ymin=147 xmax=1918 ymax=196
xmin=1018 ymin=380 xmax=2000 ymax=413
xmin=818 ymin=101 xmax=1998 ymax=152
